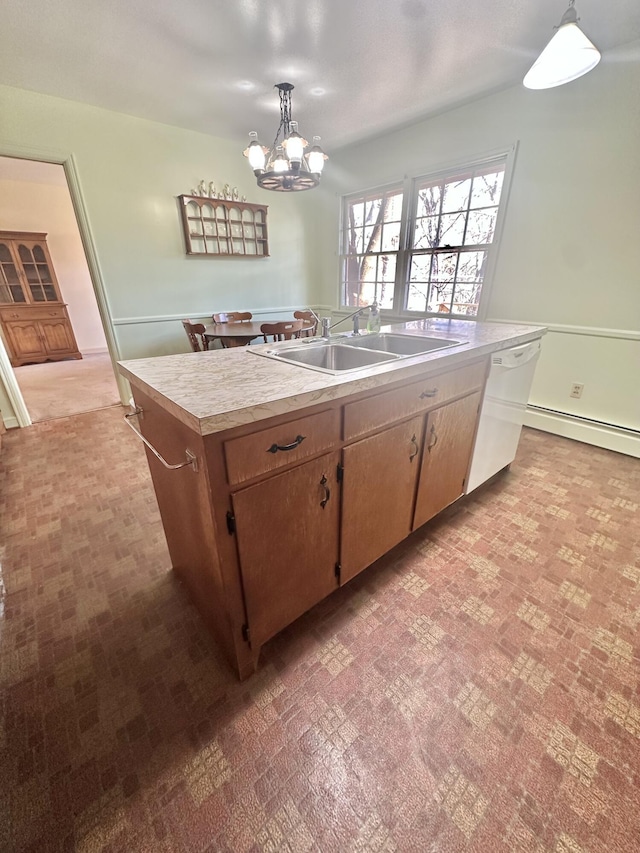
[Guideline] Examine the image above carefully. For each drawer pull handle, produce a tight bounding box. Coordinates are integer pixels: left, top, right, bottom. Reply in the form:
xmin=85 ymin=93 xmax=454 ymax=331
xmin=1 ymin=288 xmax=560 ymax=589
xmin=419 ymin=388 xmax=438 ymax=399
xmin=320 ymin=474 xmax=331 ymax=508
xmin=409 ymin=434 xmax=419 ymax=462
xmin=427 ymin=424 xmax=438 ymax=453
xmin=124 ymin=408 xmax=198 ymax=472
xmin=267 ymin=434 xmax=306 ymax=454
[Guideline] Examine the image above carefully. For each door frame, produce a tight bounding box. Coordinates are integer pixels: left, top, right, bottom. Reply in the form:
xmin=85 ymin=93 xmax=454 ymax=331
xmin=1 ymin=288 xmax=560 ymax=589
xmin=0 ymin=144 xmax=128 ymax=427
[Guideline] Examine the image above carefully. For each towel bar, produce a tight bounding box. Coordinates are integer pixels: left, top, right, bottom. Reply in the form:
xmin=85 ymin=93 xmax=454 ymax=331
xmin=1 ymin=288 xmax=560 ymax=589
xmin=124 ymin=408 xmax=198 ymax=472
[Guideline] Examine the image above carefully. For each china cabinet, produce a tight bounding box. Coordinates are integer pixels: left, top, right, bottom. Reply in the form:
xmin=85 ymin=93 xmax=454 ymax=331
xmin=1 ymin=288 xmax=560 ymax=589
xmin=0 ymin=231 xmax=81 ymax=366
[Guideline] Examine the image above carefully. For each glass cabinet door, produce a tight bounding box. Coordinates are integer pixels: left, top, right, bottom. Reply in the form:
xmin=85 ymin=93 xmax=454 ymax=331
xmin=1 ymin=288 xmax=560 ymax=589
xmin=17 ymin=243 xmax=58 ymax=302
xmin=0 ymin=241 xmax=27 ymax=304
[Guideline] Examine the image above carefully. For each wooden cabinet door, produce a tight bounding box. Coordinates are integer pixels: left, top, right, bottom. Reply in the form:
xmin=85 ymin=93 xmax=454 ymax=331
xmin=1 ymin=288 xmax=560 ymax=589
xmin=413 ymin=392 xmax=481 ymax=530
xmin=4 ymin=320 xmax=46 ymax=361
xmin=39 ymin=318 xmax=76 ymax=355
xmin=232 ymin=452 xmax=341 ymax=648
xmin=341 ymin=415 xmax=424 ymax=584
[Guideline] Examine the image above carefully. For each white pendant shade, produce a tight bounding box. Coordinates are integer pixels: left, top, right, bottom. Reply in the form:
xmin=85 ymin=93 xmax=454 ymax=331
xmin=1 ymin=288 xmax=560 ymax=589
xmin=272 ymin=148 xmax=289 ymax=173
xmin=524 ymin=21 xmax=601 ymax=90
xmin=245 ymin=132 xmax=267 ymax=171
xmin=307 ymin=149 xmax=326 ymax=174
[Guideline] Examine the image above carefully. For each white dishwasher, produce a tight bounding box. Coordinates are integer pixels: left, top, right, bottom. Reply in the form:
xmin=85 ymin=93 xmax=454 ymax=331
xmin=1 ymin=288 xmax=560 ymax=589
xmin=465 ymin=338 xmax=542 ymax=493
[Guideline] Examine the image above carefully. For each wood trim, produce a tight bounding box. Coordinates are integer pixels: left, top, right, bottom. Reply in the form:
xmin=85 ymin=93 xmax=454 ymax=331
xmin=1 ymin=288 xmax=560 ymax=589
xmin=0 ymin=230 xmax=49 ymax=241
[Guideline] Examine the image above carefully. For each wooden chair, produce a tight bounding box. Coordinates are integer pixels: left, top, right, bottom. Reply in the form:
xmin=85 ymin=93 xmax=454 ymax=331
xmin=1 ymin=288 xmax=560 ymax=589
xmin=182 ymin=319 xmax=208 ymax=352
xmin=293 ymin=310 xmax=318 ymax=337
xmin=212 ymin=311 xmax=253 ymax=324
xmin=260 ymin=321 xmax=304 ymax=343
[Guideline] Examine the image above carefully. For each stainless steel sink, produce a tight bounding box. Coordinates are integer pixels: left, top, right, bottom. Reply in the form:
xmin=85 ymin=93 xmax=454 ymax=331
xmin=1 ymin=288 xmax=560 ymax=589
xmin=274 ymin=343 xmax=396 ymax=374
xmin=341 ymin=333 xmax=463 ymax=355
xmin=249 ymin=331 xmax=466 ymax=375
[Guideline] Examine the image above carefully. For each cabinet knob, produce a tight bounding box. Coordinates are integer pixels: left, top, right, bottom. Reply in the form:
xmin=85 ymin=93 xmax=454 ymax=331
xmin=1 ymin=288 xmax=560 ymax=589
xmin=409 ymin=434 xmax=419 ymax=462
xmin=419 ymin=388 xmax=438 ymax=399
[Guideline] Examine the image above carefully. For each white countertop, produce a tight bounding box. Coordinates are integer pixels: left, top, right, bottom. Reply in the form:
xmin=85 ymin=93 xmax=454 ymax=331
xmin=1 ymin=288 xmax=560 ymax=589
xmin=118 ymin=319 xmax=546 ymax=436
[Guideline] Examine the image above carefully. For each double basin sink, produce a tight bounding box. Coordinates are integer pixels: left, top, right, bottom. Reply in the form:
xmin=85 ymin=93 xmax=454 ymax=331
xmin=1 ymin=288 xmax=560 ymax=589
xmin=251 ymin=333 xmax=464 ymax=375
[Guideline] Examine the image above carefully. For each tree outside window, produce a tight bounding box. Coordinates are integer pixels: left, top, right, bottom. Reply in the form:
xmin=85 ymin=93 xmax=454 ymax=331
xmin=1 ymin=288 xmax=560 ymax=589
xmin=341 ymin=187 xmax=403 ymax=309
xmin=340 ymin=157 xmax=507 ymax=317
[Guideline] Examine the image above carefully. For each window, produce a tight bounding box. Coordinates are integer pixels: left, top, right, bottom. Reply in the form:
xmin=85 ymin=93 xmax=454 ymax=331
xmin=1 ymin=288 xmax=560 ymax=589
xmin=340 ymin=155 xmax=508 ymax=318
xmin=340 ymin=185 xmax=403 ymax=311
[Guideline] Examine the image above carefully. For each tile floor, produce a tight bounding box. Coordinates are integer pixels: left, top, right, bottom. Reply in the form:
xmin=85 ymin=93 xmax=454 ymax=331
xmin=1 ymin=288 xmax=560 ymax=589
xmin=1 ymin=408 xmax=639 ymax=852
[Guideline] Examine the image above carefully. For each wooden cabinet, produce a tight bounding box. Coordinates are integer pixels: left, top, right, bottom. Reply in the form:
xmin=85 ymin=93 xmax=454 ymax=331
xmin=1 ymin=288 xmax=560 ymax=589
xmin=232 ymin=453 xmax=341 ymax=648
xmin=131 ymin=355 xmax=488 ymax=679
xmin=0 ymin=231 xmax=81 ymax=366
xmin=413 ymin=392 xmax=482 ymax=529
xmin=341 ymin=416 xmax=424 ymax=584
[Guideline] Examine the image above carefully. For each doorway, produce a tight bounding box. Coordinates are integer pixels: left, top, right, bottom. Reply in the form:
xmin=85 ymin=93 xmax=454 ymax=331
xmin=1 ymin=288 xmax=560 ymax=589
xmin=0 ymin=156 xmax=122 ymax=424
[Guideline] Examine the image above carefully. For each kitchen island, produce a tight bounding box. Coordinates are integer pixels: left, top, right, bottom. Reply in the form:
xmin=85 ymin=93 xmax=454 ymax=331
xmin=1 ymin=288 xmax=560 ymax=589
xmin=119 ymin=319 xmax=545 ymax=678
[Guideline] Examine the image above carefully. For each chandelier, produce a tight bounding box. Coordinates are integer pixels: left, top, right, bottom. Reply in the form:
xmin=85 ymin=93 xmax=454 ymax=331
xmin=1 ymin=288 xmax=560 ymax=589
xmin=243 ymin=83 xmax=328 ymax=192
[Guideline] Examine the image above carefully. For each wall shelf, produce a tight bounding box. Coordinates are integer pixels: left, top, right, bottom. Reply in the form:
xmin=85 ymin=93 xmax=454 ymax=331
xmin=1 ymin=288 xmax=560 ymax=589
xmin=178 ymin=195 xmax=269 ymax=258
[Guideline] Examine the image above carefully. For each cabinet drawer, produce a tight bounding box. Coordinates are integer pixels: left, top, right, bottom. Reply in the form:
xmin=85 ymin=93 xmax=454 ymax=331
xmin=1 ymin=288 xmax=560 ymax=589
xmin=344 ymin=359 xmax=486 ymax=441
xmin=0 ymin=305 xmax=65 ymax=322
xmin=225 ymin=408 xmax=340 ymax=485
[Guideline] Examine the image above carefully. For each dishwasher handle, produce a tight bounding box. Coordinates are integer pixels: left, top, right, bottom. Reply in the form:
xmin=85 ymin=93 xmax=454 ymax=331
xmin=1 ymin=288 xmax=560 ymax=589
xmin=491 ymin=339 xmax=541 ymax=369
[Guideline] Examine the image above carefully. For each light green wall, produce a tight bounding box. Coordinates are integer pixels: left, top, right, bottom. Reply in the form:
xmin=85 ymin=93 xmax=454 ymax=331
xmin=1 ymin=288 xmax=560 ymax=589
xmin=0 ymin=83 xmax=320 ymax=357
xmin=2 ymin=47 xmax=639 ymax=443
xmin=313 ymin=43 xmax=640 ymax=435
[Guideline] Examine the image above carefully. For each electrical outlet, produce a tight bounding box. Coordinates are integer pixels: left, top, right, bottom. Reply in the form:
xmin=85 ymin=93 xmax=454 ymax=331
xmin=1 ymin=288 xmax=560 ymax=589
xmin=570 ymin=383 xmax=584 ymax=399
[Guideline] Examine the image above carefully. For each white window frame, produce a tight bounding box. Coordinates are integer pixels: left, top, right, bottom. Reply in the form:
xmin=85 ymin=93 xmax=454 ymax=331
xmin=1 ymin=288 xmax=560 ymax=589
xmin=339 ymin=144 xmax=517 ymax=321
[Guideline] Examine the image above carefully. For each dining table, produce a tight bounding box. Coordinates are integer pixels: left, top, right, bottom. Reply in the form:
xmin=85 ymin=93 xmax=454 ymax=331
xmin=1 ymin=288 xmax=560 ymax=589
xmin=203 ymin=320 xmax=315 ymax=348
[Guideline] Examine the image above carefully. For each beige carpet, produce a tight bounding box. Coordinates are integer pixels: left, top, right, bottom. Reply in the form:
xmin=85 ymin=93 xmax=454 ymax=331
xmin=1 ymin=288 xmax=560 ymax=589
xmin=14 ymin=352 xmax=121 ymax=422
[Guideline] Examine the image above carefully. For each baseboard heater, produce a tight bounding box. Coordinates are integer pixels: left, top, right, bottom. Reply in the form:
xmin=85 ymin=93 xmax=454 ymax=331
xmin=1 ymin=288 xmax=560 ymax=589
xmin=526 ymin=404 xmax=639 ymax=437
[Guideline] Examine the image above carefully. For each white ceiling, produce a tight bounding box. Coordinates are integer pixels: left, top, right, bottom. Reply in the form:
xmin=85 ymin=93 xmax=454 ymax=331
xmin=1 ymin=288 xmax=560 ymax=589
xmin=2 ymin=0 xmax=640 ymax=150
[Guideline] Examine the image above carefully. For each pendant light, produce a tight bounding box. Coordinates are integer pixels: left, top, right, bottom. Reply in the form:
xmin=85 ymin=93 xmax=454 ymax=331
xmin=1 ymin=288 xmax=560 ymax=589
xmin=243 ymin=83 xmax=328 ymax=192
xmin=524 ymin=1 xmax=601 ymax=90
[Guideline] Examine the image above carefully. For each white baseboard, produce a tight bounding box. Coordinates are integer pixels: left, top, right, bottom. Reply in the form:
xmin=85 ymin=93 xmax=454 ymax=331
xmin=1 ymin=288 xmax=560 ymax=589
xmin=81 ymin=347 xmax=109 ymax=355
xmin=2 ymin=415 xmax=19 ymax=429
xmin=524 ymin=407 xmax=640 ymax=458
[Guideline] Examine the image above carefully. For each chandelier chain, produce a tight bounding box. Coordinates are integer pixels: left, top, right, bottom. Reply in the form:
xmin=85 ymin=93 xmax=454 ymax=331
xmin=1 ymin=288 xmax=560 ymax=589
xmin=271 ymin=86 xmax=293 ymax=151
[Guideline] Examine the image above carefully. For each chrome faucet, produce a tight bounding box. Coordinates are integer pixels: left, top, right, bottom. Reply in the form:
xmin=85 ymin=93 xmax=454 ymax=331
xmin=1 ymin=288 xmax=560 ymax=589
xmin=321 ymin=306 xmax=373 ymax=339
xmin=301 ymin=307 xmax=321 ymax=327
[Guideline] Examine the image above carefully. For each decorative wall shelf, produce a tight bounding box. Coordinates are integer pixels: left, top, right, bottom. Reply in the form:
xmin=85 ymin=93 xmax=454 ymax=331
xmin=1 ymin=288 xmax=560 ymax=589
xmin=178 ymin=195 xmax=269 ymax=257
